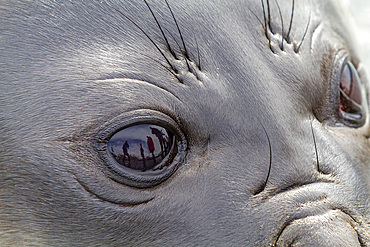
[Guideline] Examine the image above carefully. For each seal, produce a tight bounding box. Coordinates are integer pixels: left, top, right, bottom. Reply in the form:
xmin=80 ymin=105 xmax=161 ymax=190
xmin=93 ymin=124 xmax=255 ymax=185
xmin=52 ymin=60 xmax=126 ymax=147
xmin=1 ymin=0 xmax=369 ymax=246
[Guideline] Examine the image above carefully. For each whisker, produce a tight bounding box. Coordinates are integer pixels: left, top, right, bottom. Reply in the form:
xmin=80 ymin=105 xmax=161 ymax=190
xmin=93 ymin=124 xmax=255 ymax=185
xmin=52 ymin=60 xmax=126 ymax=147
xmin=165 ymin=0 xmax=189 ymax=59
xmin=164 ymin=27 xmax=182 ymax=58
xmin=286 ymin=0 xmax=295 ymax=43
xmin=273 ymin=0 xmax=284 ymax=50
xmin=101 ymin=1 xmax=176 ymax=72
xmin=255 ymin=122 xmax=272 ymax=195
xmin=194 ymin=35 xmax=201 ymax=70
xmin=135 ymin=50 xmax=181 ymax=82
xmin=248 ymin=7 xmax=264 ymax=28
xmin=309 ymin=117 xmax=320 ymax=171
xmin=143 ymin=0 xmax=175 ymax=57
xmin=295 ymin=9 xmax=311 ymax=53
xmin=260 ymin=0 xmax=272 ymax=49
xmin=260 ymin=0 xmax=268 ymax=38
xmin=167 ymin=27 xmax=196 ymax=75
xmin=184 ymin=53 xmax=192 ymax=72
xmin=266 ymin=0 xmax=273 ymax=33
xmin=260 ymin=0 xmax=267 ymax=34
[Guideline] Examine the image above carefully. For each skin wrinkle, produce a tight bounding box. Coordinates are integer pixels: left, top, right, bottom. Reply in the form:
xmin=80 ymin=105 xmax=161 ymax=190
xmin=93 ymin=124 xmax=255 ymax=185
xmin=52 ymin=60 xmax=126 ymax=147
xmin=103 ymin=0 xmax=203 ymax=82
xmin=95 ymin=78 xmax=185 ymax=103
xmin=260 ymin=0 xmax=311 ymax=54
xmin=75 ymin=175 xmax=156 ymax=206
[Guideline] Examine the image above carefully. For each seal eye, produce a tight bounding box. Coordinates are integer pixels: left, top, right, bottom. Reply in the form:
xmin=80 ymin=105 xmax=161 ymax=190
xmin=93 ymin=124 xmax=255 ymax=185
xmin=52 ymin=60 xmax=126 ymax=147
xmin=96 ymin=110 xmax=186 ymax=188
xmin=338 ymin=61 xmax=366 ymax=125
xmin=107 ymin=124 xmax=174 ymax=171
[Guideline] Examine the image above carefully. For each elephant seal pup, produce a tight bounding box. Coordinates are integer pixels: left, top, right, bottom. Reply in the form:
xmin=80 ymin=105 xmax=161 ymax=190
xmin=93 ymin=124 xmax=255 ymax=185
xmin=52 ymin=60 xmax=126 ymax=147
xmin=1 ymin=0 xmax=369 ymax=246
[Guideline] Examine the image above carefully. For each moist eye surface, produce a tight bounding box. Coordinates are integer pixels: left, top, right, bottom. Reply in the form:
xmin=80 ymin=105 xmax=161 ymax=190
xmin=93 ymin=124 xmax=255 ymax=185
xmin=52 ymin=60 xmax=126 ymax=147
xmin=338 ymin=61 xmax=365 ymax=124
xmin=107 ymin=124 xmax=174 ymax=171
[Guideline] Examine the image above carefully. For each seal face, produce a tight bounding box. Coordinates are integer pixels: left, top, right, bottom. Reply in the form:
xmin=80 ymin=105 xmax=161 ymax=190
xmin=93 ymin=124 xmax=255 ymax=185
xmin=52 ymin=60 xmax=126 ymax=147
xmin=1 ymin=0 xmax=369 ymax=246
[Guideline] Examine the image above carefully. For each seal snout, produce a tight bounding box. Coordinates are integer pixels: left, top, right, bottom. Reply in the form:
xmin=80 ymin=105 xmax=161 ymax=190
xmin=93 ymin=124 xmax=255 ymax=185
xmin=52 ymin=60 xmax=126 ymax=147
xmin=268 ymin=182 xmax=365 ymax=246
xmin=275 ymin=210 xmax=362 ymax=246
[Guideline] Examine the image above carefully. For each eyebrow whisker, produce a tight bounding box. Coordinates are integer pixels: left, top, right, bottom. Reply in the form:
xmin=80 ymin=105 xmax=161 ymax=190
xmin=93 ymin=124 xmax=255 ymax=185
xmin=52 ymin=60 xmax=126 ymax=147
xmin=286 ymin=0 xmax=295 ymax=43
xmin=143 ymin=0 xmax=176 ymax=57
xmin=273 ymin=0 xmax=284 ymax=50
xmin=164 ymin=27 xmax=182 ymax=59
xmin=260 ymin=0 xmax=272 ymax=50
xmin=295 ymin=8 xmax=311 ymax=53
xmin=165 ymin=0 xmax=190 ymax=60
xmin=101 ymin=1 xmax=177 ymax=73
xmin=249 ymin=7 xmax=264 ymax=28
xmin=260 ymin=0 xmax=268 ymax=37
xmin=266 ymin=0 xmax=273 ymax=33
xmin=136 ymin=51 xmax=181 ymax=82
xmin=194 ymin=35 xmax=201 ymax=70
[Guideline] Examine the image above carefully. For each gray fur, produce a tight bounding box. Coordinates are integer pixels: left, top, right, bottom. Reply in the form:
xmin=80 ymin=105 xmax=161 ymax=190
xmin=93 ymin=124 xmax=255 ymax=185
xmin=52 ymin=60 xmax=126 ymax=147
xmin=0 ymin=0 xmax=369 ymax=246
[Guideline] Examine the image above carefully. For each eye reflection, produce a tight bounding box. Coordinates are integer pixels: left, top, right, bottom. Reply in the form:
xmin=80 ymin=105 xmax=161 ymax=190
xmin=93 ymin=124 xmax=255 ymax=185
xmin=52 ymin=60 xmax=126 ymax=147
xmin=339 ymin=62 xmax=365 ymax=123
xmin=107 ymin=124 xmax=174 ymax=171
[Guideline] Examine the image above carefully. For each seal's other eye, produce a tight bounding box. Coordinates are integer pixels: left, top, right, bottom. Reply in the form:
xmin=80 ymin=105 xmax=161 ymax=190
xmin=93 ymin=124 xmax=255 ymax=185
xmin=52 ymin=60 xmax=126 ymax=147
xmin=338 ymin=61 xmax=366 ymax=126
xmin=108 ymin=124 xmax=174 ymax=171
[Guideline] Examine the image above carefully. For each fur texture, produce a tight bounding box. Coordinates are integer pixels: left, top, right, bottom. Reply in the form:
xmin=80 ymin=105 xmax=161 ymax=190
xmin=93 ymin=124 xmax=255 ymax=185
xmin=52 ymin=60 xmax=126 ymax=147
xmin=1 ymin=0 xmax=369 ymax=246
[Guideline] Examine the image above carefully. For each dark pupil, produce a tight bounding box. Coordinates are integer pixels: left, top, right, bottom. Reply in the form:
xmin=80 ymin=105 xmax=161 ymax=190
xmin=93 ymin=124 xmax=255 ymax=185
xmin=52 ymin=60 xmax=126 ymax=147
xmin=339 ymin=62 xmax=363 ymax=121
xmin=107 ymin=124 xmax=174 ymax=171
